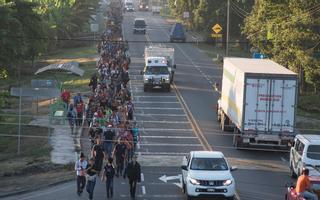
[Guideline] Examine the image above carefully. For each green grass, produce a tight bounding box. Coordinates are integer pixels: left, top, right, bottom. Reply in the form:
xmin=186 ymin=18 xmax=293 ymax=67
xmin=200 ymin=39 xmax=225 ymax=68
xmin=297 ymin=93 xmax=320 ymax=120
xmin=0 ymin=45 xmax=97 ymax=92
xmin=197 ymin=43 xmax=251 ymax=66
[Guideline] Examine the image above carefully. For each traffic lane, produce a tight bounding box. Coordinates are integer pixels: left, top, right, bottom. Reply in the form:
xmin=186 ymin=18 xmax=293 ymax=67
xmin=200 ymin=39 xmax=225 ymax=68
xmin=233 ymin=169 xmax=291 ymax=200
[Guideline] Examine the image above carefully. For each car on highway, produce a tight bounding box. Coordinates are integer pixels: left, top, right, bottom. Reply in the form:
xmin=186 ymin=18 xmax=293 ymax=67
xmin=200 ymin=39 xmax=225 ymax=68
xmin=181 ymin=151 xmax=237 ymax=200
xmin=170 ymin=22 xmax=186 ymax=43
xmin=125 ymin=3 xmax=135 ymax=12
xmin=290 ymin=134 xmax=320 ymax=178
xmin=285 ymin=176 xmax=320 ymax=200
xmin=133 ymin=18 xmax=146 ymax=34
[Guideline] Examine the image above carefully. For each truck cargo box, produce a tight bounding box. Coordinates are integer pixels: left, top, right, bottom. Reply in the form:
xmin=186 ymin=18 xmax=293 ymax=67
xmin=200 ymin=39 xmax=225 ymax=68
xmin=221 ymin=58 xmax=297 ymax=135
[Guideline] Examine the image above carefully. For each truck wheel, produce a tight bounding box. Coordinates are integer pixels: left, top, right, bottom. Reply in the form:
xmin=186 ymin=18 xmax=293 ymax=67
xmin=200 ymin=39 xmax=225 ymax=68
xmin=226 ymin=196 xmax=235 ymax=200
xmin=233 ymin=135 xmax=243 ymax=148
xmin=187 ymin=195 xmax=193 ymax=200
xmin=143 ymin=86 xmax=148 ymax=92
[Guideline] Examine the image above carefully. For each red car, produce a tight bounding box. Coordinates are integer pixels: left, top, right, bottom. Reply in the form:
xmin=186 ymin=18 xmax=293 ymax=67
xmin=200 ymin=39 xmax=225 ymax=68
xmin=286 ymin=176 xmax=320 ymax=200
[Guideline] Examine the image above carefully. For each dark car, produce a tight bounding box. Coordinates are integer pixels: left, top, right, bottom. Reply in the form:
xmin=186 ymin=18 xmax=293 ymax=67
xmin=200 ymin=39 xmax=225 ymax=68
xmin=170 ymin=23 xmax=186 ymax=43
xmin=133 ymin=18 xmax=146 ymax=34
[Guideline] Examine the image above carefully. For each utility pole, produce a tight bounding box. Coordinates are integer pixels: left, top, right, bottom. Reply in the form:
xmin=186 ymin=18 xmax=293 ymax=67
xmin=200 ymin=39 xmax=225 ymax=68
xmin=226 ymin=0 xmax=230 ymax=56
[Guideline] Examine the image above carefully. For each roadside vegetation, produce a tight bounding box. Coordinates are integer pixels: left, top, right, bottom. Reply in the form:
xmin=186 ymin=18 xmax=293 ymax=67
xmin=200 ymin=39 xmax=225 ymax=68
xmin=169 ymin=0 xmax=320 ymax=128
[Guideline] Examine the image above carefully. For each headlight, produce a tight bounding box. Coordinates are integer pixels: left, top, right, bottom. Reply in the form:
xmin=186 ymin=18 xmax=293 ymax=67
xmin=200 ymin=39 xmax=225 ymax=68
xmin=140 ymin=5 xmax=143 ymax=8
xmin=189 ymin=178 xmax=200 ymax=185
xmin=146 ymin=5 xmax=149 ymax=8
xmin=165 ymin=78 xmax=170 ymax=81
xmin=223 ymin=179 xmax=232 ymax=186
xmin=145 ymin=78 xmax=149 ymax=81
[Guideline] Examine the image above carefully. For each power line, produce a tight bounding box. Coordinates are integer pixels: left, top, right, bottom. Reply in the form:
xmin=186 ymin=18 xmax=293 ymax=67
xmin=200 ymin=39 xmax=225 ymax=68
xmin=230 ymin=0 xmax=250 ymax=16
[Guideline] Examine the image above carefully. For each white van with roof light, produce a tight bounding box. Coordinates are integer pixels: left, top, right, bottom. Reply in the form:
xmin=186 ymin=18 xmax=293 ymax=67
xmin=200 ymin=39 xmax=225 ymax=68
xmin=290 ymin=134 xmax=320 ymax=178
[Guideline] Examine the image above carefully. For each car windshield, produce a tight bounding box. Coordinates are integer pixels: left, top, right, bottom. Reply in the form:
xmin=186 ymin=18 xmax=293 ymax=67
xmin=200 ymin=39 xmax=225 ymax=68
xmin=135 ymin=20 xmax=145 ymax=27
xmin=307 ymin=145 xmax=320 ymax=160
xmin=126 ymin=2 xmax=133 ymax=6
xmin=145 ymin=66 xmax=169 ymax=75
xmin=190 ymin=158 xmax=229 ymax=171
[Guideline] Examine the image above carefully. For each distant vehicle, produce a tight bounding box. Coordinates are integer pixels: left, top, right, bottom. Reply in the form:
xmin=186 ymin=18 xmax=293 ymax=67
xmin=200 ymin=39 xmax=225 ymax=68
xmin=216 ymin=58 xmax=298 ymax=149
xmin=125 ymin=2 xmax=135 ymax=12
xmin=181 ymin=151 xmax=237 ymax=200
xmin=290 ymin=134 xmax=320 ymax=178
xmin=144 ymin=46 xmax=176 ymax=83
xmin=151 ymin=0 xmax=161 ymax=14
xmin=139 ymin=0 xmax=149 ymax=11
xmin=133 ymin=18 xmax=146 ymax=34
xmin=170 ymin=23 xmax=186 ymax=43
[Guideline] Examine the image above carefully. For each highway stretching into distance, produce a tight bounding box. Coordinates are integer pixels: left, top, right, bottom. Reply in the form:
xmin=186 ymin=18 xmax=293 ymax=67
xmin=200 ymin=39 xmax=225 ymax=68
xmin=2 ymin=7 xmax=293 ymax=200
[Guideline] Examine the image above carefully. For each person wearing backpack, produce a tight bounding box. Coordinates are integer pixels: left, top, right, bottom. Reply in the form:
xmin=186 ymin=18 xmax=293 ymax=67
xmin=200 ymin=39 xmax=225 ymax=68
xmin=67 ymin=104 xmax=76 ymax=134
xmin=101 ymin=157 xmax=115 ymax=199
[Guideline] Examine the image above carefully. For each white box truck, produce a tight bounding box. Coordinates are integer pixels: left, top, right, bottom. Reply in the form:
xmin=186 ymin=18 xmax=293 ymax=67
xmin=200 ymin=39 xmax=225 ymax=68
xmin=217 ymin=58 xmax=298 ymax=148
xmin=141 ymin=46 xmax=176 ymax=92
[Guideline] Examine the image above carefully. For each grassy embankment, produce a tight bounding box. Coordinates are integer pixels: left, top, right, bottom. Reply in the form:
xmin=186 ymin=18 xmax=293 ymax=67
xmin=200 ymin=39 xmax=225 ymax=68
xmin=0 ymin=45 xmax=96 ymax=177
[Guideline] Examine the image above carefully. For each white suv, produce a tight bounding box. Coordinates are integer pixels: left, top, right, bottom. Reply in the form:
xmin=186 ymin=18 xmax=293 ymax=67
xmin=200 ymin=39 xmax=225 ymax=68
xmin=181 ymin=151 xmax=237 ymax=200
xmin=290 ymin=134 xmax=320 ymax=178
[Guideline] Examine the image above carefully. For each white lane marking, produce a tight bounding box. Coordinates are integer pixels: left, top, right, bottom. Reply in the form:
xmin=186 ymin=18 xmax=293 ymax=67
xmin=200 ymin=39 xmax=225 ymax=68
xmin=134 ymin=101 xmax=180 ymax=104
xmin=140 ymin=143 xmax=202 ymax=147
xmin=135 ymin=113 xmax=186 ymax=117
xmin=139 ymin=120 xmax=189 ymax=124
xmin=135 ymin=107 xmax=183 ymax=110
xmin=141 ymin=135 xmax=197 ymax=139
xmin=141 ymin=173 xmax=145 ymax=182
xmin=142 ymin=186 xmax=146 ymax=195
xmin=280 ymin=157 xmax=288 ymax=163
xmin=140 ymin=128 xmax=193 ymax=132
xmin=133 ymin=95 xmax=177 ymax=98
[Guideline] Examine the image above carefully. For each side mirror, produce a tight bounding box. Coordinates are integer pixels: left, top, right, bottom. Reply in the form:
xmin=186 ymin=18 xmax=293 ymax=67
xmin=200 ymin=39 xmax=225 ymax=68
xmin=140 ymin=70 xmax=144 ymax=75
xmin=181 ymin=165 xmax=188 ymax=171
xmin=173 ymin=64 xmax=176 ymax=69
xmin=213 ymin=82 xmax=220 ymax=92
xmin=230 ymin=166 xmax=238 ymax=171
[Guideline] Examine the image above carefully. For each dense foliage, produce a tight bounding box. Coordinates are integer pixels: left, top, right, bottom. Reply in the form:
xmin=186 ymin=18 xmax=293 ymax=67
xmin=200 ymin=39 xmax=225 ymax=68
xmin=170 ymin=0 xmax=320 ymax=93
xmin=0 ymin=0 xmax=100 ymax=78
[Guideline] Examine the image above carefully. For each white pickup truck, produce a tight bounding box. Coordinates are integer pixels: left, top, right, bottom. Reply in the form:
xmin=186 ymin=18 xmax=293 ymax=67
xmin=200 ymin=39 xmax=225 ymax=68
xmin=152 ymin=6 xmax=161 ymax=14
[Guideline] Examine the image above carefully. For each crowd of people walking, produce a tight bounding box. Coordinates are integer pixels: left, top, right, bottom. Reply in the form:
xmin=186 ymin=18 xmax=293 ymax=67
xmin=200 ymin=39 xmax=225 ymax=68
xmin=73 ymin=1 xmax=141 ymax=199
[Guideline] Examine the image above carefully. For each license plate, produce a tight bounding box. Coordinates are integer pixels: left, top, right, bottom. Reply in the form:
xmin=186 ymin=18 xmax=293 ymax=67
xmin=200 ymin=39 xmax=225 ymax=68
xmin=243 ymin=138 xmax=250 ymax=143
xmin=207 ymin=188 xmax=215 ymax=192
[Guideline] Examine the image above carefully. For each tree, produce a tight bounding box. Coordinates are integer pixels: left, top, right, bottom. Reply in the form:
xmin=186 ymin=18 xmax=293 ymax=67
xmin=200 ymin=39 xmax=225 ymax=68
xmin=243 ymin=0 xmax=320 ymax=93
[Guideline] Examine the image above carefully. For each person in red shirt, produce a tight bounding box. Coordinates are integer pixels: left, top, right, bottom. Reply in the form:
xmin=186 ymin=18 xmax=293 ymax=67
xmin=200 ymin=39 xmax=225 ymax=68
xmin=296 ymin=168 xmax=318 ymax=200
xmin=61 ymin=89 xmax=71 ymax=107
xmin=76 ymin=102 xmax=84 ymax=127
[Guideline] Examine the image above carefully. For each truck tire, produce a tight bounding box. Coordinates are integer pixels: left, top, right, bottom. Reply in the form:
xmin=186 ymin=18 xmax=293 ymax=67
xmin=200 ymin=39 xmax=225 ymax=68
xmin=233 ymin=135 xmax=243 ymax=148
xmin=166 ymin=86 xmax=171 ymax=92
xmin=187 ymin=195 xmax=193 ymax=200
xmin=143 ymin=86 xmax=148 ymax=92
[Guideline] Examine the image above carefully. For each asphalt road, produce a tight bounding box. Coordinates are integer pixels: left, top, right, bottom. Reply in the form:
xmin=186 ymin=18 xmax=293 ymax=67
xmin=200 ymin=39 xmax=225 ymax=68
xmin=2 ymin=6 xmax=294 ymax=200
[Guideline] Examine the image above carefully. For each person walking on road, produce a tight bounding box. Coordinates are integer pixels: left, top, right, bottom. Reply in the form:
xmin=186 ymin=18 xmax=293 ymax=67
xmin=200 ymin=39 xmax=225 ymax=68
xmin=113 ymin=138 xmax=126 ymax=177
xmin=91 ymin=136 xmax=105 ymax=175
xmin=67 ymin=104 xmax=76 ymax=134
xmin=103 ymin=124 xmax=115 ymax=159
xmin=296 ymin=168 xmax=318 ymax=200
xmin=75 ymin=152 xmax=87 ymax=196
xmin=86 ymin=158 xmax=98 ymax=200
xmin=124 ymin=154 xmax=141 ymax=199
xmin=102 ymin=157 xmax=115 ymax=199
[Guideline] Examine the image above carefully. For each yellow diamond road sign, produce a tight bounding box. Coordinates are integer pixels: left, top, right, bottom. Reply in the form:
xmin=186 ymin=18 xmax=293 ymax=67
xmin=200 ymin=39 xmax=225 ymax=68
xmin=212 ymin=24 xmax=222 ymax=34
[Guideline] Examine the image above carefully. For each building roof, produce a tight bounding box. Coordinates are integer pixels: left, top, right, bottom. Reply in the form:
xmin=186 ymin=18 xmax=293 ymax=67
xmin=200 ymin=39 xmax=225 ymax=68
xmin=224 ymin=57 xmax=296 ymax=75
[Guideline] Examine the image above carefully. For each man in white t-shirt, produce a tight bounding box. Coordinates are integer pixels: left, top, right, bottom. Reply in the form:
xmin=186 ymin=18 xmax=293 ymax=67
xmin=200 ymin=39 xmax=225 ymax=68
xmin=75 ymin=152 xmax=87 ymax=196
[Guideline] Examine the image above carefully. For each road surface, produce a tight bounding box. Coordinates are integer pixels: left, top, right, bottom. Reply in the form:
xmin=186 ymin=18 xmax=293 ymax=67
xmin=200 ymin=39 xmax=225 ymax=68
xmin=2 ymin=7 xmax=293 ymax=200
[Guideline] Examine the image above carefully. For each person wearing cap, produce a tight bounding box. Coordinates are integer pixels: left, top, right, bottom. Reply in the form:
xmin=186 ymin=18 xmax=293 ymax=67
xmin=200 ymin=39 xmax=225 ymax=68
xmin=296 ymin=168 xmax=318 ymax=200
xmin=75 ymin=152 xmax=87 ymax=196
xmin=124 ymin=154 xmax=141 ymax=199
